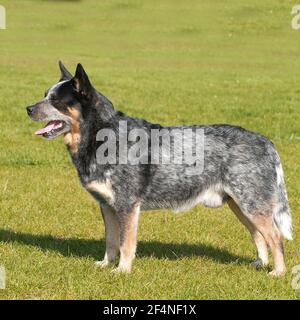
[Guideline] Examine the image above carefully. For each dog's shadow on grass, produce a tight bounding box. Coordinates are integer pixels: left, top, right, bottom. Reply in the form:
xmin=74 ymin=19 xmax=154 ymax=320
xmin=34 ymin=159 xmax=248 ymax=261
xmin=0 ymin=229 xmax=251 ymax=265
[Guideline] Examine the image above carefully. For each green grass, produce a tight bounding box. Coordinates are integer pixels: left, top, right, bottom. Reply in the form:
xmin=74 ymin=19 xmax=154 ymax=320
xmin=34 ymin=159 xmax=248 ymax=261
xmin=0 ymin=0 xmax=300 ymax=299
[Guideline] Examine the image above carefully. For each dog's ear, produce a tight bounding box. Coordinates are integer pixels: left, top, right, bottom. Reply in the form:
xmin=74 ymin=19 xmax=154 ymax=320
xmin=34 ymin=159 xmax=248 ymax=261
xmin=72 ymin=63 xmax=93 ymax=98
xmin=58 ymin=61 xmax=73 ymax=81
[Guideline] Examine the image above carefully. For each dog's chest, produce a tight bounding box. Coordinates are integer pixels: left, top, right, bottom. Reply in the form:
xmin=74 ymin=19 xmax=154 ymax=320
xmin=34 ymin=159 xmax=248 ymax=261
xmin=84 ymin=179 xmax=114 ymax=205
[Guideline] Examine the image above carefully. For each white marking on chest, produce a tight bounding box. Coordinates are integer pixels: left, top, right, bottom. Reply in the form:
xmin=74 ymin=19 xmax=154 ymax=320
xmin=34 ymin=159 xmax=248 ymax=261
xmin=174 ymin=184 xmax=225 ymax=212
xmin=85 ymin=180 xmax=114 ymax=203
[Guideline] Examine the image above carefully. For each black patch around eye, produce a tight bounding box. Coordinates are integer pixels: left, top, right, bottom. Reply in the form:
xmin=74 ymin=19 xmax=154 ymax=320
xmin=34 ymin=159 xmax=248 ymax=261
xmin=49 ymin=94 xmax=58 ymax=101
xmin=50 ymin=100 xmax=67 ymax=112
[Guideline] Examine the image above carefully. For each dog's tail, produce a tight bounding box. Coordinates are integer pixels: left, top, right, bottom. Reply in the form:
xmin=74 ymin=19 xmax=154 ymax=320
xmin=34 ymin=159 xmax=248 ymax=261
xmin=273 ymin=158 xmax=292 ymax=240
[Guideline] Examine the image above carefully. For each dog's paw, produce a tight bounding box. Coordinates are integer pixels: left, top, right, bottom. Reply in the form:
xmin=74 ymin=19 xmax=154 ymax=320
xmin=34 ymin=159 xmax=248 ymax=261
xmin=250 ymin=258 xmax=267 ymax=270
xmin=111 ymin=266 xmax=131 ymax=274
xmin=95 ymin=260 xmax=110 ymax=268
xmin=268 ymin=269 xmax=286 ymax=277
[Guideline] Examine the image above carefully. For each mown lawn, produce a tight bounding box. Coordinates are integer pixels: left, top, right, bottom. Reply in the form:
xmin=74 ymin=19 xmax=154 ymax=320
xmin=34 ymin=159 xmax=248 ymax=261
xmin=0 ymin=0 xmax=299 ymax=299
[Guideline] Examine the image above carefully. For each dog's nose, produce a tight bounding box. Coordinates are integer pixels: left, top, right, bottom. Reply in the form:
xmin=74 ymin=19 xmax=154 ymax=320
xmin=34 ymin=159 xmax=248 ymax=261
xmin=26 ymin=106 xmax=35 ymax=116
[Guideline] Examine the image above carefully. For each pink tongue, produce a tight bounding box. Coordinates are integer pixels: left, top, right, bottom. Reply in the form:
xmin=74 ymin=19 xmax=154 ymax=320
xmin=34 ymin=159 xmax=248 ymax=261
xmin=35 ymin=122 xmax=56 ymax=135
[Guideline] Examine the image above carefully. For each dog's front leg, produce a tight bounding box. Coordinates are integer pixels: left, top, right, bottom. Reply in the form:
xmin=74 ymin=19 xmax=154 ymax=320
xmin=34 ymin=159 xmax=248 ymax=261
xmin=95 ymin=204 xmax=120 ymax=268
xmin=112 ymin=202 xmax=140 ymax=273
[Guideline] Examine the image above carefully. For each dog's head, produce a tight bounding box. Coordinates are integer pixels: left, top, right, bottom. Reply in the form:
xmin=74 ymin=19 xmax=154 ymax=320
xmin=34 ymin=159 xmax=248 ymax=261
xmin=26 ymin=62 xmax=95 ymax=140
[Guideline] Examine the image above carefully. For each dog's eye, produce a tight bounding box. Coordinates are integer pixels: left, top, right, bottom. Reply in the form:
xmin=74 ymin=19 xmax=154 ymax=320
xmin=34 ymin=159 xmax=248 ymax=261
xmin=49 ymin=94 xmax=57 ymax=101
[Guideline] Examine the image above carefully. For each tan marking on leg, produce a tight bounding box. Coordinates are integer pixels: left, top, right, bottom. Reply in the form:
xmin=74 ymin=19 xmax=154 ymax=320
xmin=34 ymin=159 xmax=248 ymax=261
xmin=95 ymin=205 xmax=120 ymax=268
xmin=249 ymin=213 xmax=286 ymax=276
xmin=63 ymin=107 xmax=81 ymax=155
xmin=228 ymin=199 xmax=269 ymax=267
xmin=113 ymin=202 xmax=140 ymax=273
xmin=85 ymin=180 xmax=114 ymax=204
xmin=251 ymin=231 xmax=269 ymax=268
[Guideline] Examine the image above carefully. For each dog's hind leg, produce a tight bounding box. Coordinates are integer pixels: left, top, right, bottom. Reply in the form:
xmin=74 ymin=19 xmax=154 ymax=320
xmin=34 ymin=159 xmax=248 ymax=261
xmin=95 ymin=204 xmax=120 ymax=268
xmin=112 ymin=202 xmax=141 ymax=273
xmin=248 ymin=212 xmax=286 ymax=277
xmin=228 ymin=198 xmax=269 ymax=269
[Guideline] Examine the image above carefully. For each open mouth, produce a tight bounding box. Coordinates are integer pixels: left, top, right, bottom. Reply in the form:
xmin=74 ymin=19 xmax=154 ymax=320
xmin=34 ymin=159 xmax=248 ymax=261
xmin=35 ymin=120 xmax=66 ymax=138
